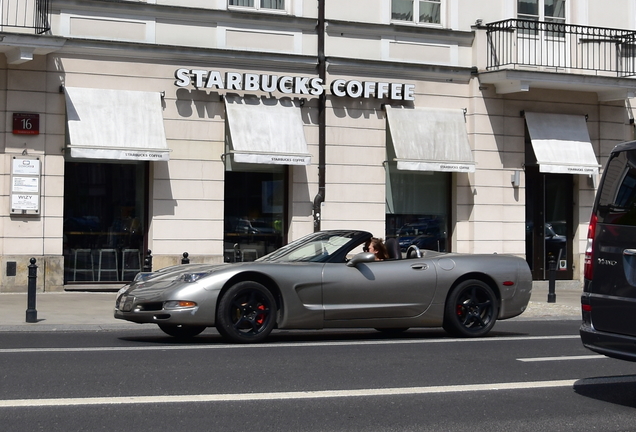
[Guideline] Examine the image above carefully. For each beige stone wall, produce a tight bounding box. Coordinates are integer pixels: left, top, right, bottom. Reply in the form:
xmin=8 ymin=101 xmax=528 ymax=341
xmin=0 ymin=53 xmax=66 ymax=291
xmin=2 ymin=0 xmax=635 ymax=290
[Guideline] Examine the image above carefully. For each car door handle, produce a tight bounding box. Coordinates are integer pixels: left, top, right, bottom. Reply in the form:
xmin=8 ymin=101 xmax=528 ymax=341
xmin=411 ymin=263 xmax=427 ymax=270
xmin=624 ymin=249 xmax=636 ymax=256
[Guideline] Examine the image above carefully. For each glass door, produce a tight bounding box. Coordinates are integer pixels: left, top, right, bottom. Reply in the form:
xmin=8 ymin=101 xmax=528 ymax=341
xmin=525 ymin=166 xmax=573 ymax=280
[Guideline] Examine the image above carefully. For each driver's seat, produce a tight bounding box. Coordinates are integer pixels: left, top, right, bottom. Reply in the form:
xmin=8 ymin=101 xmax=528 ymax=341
xmin=385 ymin=238 xmax=401 ymax=260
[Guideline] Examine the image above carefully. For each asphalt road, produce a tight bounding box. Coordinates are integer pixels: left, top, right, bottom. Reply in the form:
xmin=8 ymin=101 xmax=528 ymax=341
xmin=1 ymin=321 xmax=634 ymax=432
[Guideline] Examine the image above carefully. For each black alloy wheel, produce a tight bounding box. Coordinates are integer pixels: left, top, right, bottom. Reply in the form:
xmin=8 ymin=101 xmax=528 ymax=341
xmin=158 ymin=324 xmax=206 ymax=338
xmin=443 ymin=279 xmax=498 ymax=338
xmin=216 ymin=281 xmax=277 ymax=343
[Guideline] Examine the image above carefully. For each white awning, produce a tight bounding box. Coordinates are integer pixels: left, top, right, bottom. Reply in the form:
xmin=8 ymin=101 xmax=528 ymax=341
xmin=64 ymin=87 xmax=170 ymax=161
xmin=385 ymin=106 xmax=475 ymax=173
xmin=224 ymin=97 xmax=311 ymax=165
xmin=525 ymin=112 xmax=599 ymax=175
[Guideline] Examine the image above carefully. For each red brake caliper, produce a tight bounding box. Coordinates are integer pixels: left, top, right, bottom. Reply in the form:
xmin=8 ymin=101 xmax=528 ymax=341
xmin=255 ymin=304 xmax=266 ymax=325
xmin=456 ymin=304 xmax=464 ymax=316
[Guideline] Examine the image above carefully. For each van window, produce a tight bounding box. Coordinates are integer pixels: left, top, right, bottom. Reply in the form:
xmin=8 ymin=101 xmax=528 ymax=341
xmin=597 ymin=151 xmax=636 ymax=226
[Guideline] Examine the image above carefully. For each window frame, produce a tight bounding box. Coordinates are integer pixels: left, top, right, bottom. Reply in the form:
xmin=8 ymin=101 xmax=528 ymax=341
xmin=228 ymin=0 xmax=289 ymax=14
xmin=391 ymin=0 xmax=444 ymax=27
xmin=517 ymin=0 xmax=566 ymax=38
xmin=517 ymin=0 xmax=566 ymax=23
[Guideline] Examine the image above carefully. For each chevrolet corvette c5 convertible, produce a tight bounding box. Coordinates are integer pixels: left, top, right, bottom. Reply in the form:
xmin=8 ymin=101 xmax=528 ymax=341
xmin=114 ymin=230 xmax=532 ymax=343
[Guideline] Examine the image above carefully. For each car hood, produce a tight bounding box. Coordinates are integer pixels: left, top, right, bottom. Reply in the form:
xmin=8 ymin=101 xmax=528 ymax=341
xmin=119 ymin=262 xmax=238 ymax=299
xmin=146 ymin=262 xmax=233 ymax=278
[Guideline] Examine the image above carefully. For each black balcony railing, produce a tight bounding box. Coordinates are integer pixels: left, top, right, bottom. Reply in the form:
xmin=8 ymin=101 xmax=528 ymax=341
xmin=1 ymin=0 xmax=51 ymax=34
xmin=486 ymin=19 xmax=636 ymax=77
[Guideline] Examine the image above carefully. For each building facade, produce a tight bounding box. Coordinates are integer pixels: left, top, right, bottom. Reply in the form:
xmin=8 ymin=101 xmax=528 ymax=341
xmin=2 ymin=0 xmax=636 ymax=291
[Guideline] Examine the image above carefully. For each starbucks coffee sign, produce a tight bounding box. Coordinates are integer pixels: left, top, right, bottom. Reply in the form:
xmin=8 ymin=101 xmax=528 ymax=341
xmin=174 ymin=69 xmax=415 ymax=101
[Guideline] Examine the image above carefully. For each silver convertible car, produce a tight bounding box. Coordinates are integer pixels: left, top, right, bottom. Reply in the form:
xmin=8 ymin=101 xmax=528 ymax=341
xmin=115 ymin=230 xmax=532 ymax=343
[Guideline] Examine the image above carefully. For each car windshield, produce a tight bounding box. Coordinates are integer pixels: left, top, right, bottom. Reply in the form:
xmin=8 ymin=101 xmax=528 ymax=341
xmin=258 ymin=231 xmax=357 ymax=263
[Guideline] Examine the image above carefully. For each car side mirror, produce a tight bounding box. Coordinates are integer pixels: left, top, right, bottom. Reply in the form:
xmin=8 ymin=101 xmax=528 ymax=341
xmin=347 ymin=252 xmax=376 ymax=267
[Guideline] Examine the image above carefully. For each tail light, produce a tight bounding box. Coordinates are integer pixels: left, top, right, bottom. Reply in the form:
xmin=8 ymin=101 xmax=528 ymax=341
xmin=584 ymin=213 xmax=597 ymax=280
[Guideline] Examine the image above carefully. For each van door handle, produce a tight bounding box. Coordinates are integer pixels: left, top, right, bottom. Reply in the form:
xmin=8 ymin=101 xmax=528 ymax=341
xmin=624 ymin=249 xmax=636 ymax=256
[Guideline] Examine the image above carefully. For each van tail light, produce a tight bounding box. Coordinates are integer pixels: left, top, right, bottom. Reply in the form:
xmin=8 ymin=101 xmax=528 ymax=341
xmin=584 ymin=213 xmax=597 ymax=280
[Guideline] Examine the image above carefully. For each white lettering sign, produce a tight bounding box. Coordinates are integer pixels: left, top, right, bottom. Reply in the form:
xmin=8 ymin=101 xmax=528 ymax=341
xmin=174 ymin=69 xmax=415 ymax=101
xmin=11 ymin=194 xmax=38 ymax=211
xmin=12 ymin=158 xmax=40 ymax=175
xmin=12 ymin=176 xmax=39 ymax=193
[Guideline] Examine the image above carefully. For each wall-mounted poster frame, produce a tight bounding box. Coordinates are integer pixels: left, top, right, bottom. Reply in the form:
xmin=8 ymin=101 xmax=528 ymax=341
xmin=11 ymin=156 xmax=41 ymax=215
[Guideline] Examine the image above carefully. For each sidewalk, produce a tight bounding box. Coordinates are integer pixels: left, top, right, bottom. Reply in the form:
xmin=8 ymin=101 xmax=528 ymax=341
xmin=0 ymin=291 xmax=138 ymax=332
xmin=0 ymin=282 xmax=582 ymax=332
xmin=514 ymin=281 xmax=582 ymax=321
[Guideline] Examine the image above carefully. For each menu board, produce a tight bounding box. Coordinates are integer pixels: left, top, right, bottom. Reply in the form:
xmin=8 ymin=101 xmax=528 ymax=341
xmin=11 ymin=157 xmax=40 ymax=215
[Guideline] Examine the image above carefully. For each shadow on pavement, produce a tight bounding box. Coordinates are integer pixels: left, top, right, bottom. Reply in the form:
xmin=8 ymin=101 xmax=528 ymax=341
xmin=574 ymin=375 xmax=636 ymax=408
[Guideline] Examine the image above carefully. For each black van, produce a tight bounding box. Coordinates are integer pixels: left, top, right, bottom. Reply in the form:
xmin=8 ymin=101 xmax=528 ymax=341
xmin=580 ymin=140 xmax=636 ymax=361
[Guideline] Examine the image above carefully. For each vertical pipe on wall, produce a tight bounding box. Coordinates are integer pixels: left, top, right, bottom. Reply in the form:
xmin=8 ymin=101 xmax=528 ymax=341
xmin=313 ymin=0 xmax=326 ymax=232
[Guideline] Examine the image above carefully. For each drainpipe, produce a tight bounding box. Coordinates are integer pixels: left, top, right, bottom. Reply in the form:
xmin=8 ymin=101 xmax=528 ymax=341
xmin=313 ymin=0 xmax=326 ymax=232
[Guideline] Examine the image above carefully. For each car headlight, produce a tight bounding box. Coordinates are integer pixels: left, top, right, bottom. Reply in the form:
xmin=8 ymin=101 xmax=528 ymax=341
xmin=164 ymin=300 xmax=197 ymax=310
xmin=181 ymin=272 xmax=210 ymax=283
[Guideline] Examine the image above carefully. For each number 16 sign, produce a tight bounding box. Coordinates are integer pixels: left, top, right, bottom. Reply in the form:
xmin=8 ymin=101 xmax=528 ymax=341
xmin=13 ymin=113 xmax=39 ymax=135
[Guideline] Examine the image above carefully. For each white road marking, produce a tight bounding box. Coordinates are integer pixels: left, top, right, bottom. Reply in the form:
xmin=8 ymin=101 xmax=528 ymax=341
xmin=0 ymin=380 xmax=580 ymax=408
xmin=518 ymin=355 xmax=606 ymax=362
xmin=4 ymin=375 xmax=635 ymax=408
xmin=0 ymin=335 xmax=579 ymax=354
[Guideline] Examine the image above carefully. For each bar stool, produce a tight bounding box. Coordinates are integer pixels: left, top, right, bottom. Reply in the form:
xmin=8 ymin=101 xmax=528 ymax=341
xmin=72 ymin=249 xmax=94 ymax=281
xmin=97 ymin=249 xmax=119 ymax=281
xmin=242 ymin=249 xmax=258 ymax=262
xmin=121 ymin=249 xmax=141 ymax=280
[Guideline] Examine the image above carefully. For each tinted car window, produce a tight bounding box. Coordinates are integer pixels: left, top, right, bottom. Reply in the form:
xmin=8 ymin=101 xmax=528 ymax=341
xmin=596 ymin=151 xmax=636 ymax=226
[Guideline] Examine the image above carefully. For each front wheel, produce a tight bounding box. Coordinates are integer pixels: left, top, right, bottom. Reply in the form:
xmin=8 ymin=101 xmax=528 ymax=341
xmin=215 ymin=281 xmax=277 ymax=343
xmin=443 ymin=280 xmax=498 ymax=338
xmin=158 ymin=324 xmax=206 ymax=338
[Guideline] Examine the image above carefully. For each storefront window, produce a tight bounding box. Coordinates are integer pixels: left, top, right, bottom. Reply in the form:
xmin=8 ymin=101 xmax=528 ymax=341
xmin=224 ymin=167 xmax=285 ymax=262
xmin=386 ymin=164 xmax=450 ymax=252
xmin=63 ymin=162 xmax=147 ymax=283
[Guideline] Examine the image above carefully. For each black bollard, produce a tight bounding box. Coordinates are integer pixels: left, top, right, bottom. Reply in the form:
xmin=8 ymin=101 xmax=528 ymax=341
xmin=182 ymin=252 xmax=190 ymax=264
xmin=547 ymin=254 xmax=557 ymax=303
xmin=26 ymin=257 xmax=38 ymax=323
xmin=143 ymin=249 xmax=153 ymax=272
xmin=233 ymin=243 xmax=241 ymax=263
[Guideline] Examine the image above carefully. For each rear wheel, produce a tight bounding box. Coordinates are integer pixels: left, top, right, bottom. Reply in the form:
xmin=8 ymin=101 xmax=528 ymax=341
xmin=158 ymin=324 xmax=206 ymax=338
xmin=216 ymin=281 xmax=277 ymax=343
xmin=443 ymin=279 xmax=498 ymax=338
